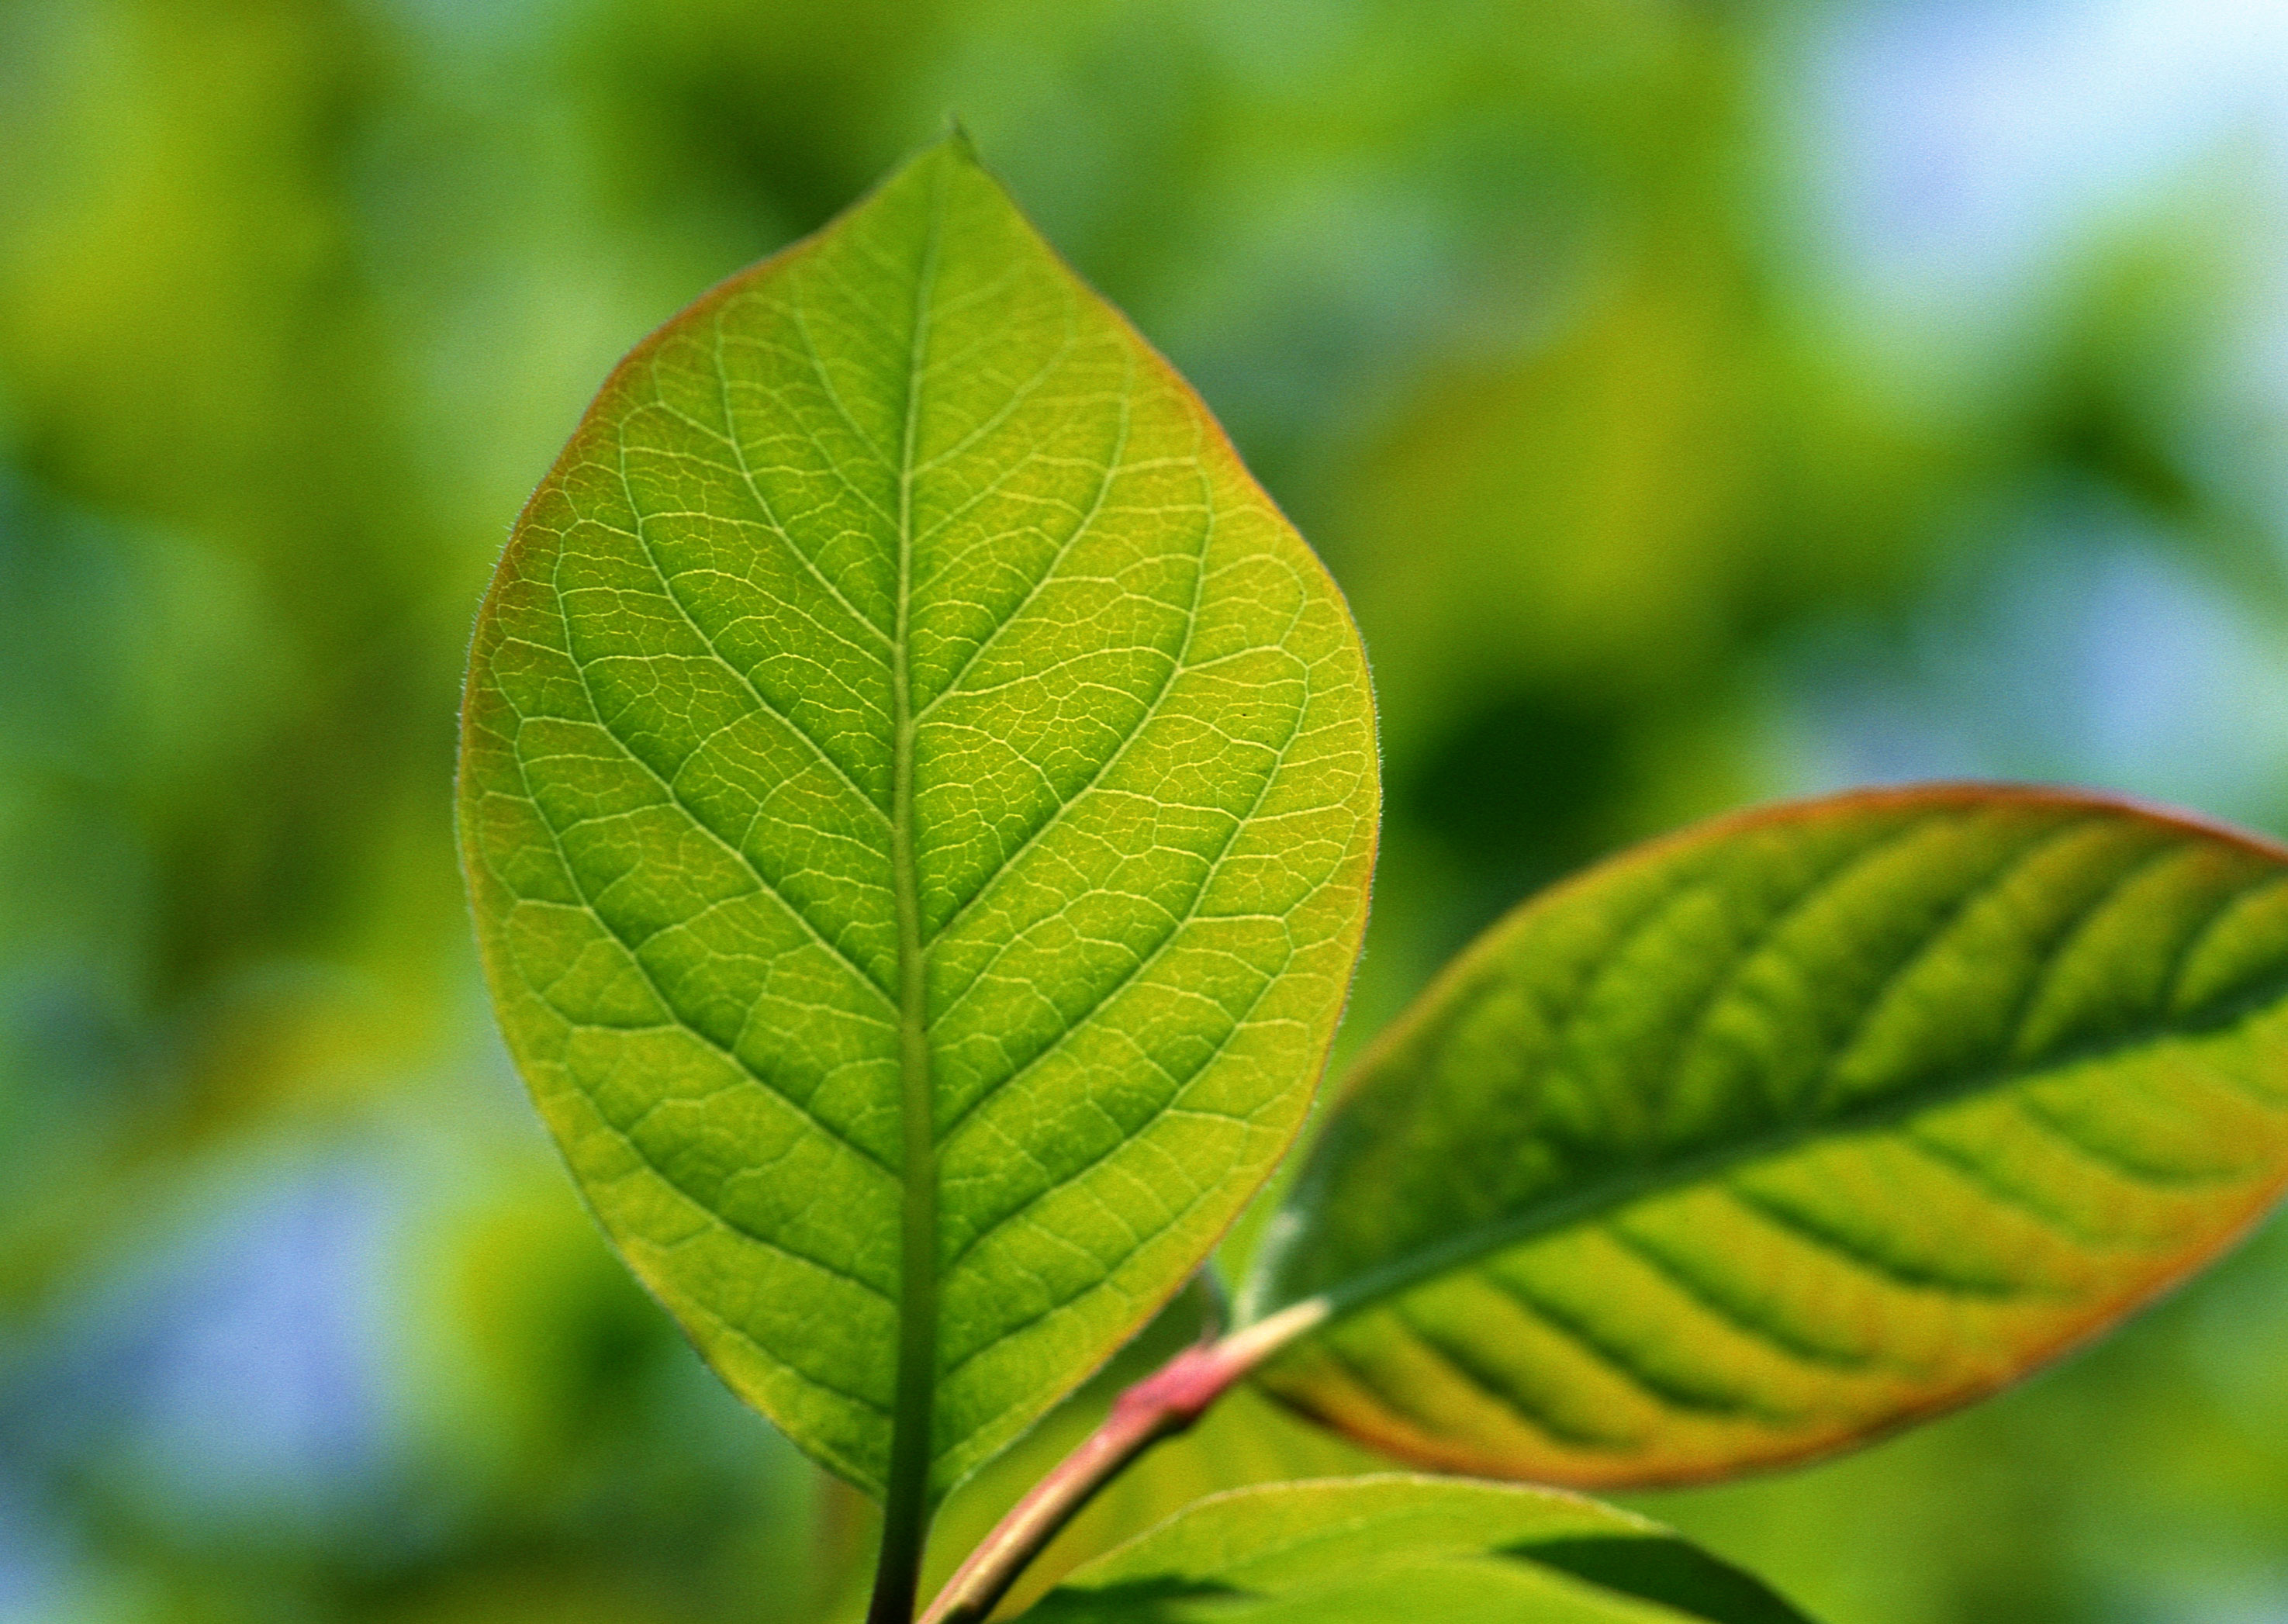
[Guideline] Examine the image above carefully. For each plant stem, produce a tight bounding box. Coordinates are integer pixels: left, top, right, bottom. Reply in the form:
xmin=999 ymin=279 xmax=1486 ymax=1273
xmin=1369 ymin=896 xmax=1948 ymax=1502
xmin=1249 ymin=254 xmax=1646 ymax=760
xmin=917 ymin=1299 xmax=1329 ymax=1624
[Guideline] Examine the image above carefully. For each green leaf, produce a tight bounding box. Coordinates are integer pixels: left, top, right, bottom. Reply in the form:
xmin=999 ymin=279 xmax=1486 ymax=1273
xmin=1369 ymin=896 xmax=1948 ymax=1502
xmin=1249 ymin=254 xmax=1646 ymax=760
xmin=1245 ymin=786 xmax=2288 ymax=1487
xmin=456 ymin=135 xmax=1379 ymax=1503
xmin=1018 ymin=1477 xmax=1816 ymax=1622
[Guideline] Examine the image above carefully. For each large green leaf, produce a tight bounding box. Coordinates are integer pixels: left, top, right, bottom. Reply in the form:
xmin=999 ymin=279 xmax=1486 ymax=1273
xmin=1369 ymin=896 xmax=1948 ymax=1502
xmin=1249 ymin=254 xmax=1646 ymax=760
xmin=456 ymin=136 xmax=1378 ymax=1501
xmin=1246 ymin=786 xmax=2288 ymax=1486
xmin=1018 ymin=1477 xmax=1816 ymax=1622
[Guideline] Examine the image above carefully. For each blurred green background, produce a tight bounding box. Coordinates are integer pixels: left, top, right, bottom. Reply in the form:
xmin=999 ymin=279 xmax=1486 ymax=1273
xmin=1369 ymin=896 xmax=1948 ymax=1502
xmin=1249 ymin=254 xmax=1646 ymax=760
xmin=8 ymin=1 xmax=2288 ymax=1619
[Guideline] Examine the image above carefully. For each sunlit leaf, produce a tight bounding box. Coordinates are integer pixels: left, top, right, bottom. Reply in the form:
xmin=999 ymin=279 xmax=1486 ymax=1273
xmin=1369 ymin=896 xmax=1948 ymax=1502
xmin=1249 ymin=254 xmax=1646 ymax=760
xmin=1018 ymin=1476 xmax=1816 ymax=1622
xmin=1247 ymin=786 xmax=2288 ymax=1486
xmin=457 ymin=136 xmax=1379 ymax=1501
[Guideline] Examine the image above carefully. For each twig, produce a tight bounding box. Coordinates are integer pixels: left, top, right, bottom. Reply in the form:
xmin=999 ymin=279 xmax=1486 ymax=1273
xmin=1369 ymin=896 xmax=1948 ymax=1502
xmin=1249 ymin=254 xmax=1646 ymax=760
xmin=917 ymin=1299 xmax=1329 ymax=1624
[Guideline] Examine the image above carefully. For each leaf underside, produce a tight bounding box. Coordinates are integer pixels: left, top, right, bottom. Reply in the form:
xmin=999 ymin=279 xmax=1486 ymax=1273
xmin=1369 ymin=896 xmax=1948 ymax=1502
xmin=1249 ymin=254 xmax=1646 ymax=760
xmin=1019 ymin=1476 xmax=1815 ymax=1623
xmin=1249 ymin=786 xmax=2288 ymax=1487
xmin=458 ymin=137 xmax=1377 ymax=1499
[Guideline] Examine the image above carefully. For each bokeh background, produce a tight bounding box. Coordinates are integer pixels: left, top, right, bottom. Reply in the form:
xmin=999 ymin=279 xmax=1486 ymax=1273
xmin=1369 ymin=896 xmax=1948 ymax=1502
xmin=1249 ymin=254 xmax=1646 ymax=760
xmin=8 ymin=1 xmax=2288 ymax=1619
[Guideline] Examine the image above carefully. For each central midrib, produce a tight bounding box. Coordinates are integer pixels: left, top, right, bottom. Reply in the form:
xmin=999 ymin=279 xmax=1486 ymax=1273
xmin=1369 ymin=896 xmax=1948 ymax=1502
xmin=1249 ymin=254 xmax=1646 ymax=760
xmin=875 ymin=161 xmax=947 ymax=1618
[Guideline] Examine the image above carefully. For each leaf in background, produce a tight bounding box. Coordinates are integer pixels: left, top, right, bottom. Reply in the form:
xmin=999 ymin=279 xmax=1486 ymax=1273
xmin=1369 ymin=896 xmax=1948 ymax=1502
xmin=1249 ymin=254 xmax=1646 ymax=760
xmin=457 ymin=136 xmax=1378 ymax=1501
xmin=1246 ymin=786 xmax=2288 ymax=1486
xmin=1018 ymin=1476 xmax=1816 ymax=1622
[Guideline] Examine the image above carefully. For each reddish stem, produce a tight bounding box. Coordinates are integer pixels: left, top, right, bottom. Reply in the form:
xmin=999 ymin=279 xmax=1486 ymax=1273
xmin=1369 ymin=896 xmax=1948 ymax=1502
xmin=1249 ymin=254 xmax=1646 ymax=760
xmin=917 ymin=1300 xmax=1326 ymax=1624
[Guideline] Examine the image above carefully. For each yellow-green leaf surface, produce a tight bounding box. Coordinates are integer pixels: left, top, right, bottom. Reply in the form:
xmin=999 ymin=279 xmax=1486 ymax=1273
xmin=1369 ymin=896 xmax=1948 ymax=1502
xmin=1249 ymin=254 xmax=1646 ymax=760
xmin=455 ymin=136 xmax=1378 ymax=1501
xmin=1246 ymin=786 xmax=2288 ymax=1487
xmin=1018 ymin=1477 xmax=1816 ymax=1623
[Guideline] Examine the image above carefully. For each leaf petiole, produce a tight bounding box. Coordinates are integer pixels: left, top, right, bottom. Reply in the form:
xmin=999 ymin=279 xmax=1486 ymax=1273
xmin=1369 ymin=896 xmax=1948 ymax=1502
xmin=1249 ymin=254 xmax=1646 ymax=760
xmin=918 ymin=1298 xmax=1329 ymax=1624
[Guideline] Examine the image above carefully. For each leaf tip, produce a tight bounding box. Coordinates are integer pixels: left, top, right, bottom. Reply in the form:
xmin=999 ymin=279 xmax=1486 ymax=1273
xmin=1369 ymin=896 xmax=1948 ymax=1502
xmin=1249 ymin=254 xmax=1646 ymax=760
xmin=935 ymin=114 xmax=983 ymax=166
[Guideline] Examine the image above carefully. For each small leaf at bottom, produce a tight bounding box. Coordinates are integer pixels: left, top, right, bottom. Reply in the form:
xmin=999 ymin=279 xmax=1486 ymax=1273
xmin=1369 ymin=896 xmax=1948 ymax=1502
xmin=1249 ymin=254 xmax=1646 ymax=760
xmin=1018 ymin=1476 xmax=1816 ymax=1622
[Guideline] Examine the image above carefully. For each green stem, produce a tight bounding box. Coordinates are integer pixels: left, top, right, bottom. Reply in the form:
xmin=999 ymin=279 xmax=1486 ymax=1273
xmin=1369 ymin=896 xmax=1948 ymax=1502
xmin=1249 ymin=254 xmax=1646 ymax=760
xmin=868 ymin=161 xmax=946 ymax=1624
xmin=917 ymin=1300 xmax=1329 ymax=1624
